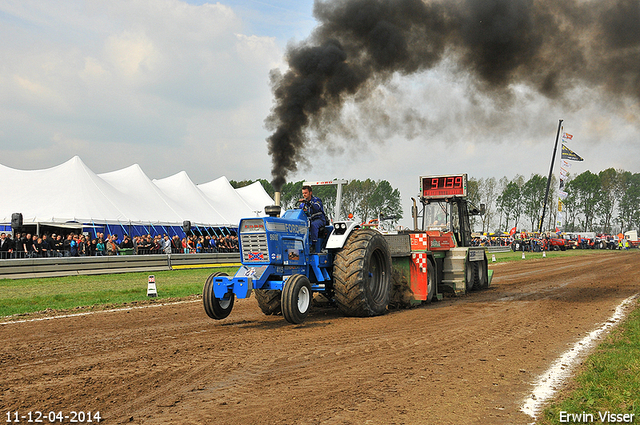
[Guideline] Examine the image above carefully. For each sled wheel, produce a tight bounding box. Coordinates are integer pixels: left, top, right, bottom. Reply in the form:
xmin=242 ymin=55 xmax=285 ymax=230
xmin=281 ymin=274 xmax=312 ymax=324
xmin=465 ymin=259 xmax=476 ymax=292
xmin=427 ymin=259 xmax=436 ymax=302
xmin=203 ymin=272 xmax=234 ymax=320
xmin=474 ymin=258 xmax=488 ymax=290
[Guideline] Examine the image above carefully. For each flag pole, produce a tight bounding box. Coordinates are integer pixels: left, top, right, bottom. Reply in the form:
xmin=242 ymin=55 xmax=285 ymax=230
xmin=539 ymin=119 xmax=563 ymax=234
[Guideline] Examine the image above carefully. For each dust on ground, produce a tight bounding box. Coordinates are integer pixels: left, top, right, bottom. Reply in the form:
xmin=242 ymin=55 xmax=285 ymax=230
xmin=1 ymin=251 xmax=638 ymax=424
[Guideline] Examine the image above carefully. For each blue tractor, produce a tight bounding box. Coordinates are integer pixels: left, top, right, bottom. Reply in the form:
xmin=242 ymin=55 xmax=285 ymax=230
xmin=202 ymin=203 xmax=392 ymax=324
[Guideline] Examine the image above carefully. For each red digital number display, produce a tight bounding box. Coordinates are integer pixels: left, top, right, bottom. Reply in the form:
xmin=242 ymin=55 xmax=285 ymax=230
xmin=421 ymin=174 xmax=467 ymax=199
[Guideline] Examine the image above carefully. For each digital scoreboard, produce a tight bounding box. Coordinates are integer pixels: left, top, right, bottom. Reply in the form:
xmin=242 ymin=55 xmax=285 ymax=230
xmin=420 ymin=174 xmax=467 ymax=199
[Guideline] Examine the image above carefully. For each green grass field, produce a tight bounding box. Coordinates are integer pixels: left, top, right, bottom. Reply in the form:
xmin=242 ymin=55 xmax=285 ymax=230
xmin=0 ymin=249 xmax=631 ymax=317
xmin=1 ymin=250 xmax=638 ymax=422
xmin=0 ymin=266 xmax=237 ymax=317
xmin=538 ymin=304 xmax=640 ymax=424
xmin=488 ymin=246 xmax=622 ymax=263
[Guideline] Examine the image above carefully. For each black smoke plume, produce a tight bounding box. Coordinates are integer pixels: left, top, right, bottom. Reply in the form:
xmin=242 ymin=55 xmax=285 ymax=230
xmin=266 ymin=0 xmax=640 ymax=190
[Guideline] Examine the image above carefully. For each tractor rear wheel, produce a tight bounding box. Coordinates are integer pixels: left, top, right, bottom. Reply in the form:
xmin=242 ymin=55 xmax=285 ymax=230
xmin=282 ymin=274 xmax=312 ymax=324
xmin=203 ymin=272 xmax=234 ymax=320
xmin=254 ymin=289 xmax=282 ymax=315
xmin=333 ymin=228 xmax=392 ymax=317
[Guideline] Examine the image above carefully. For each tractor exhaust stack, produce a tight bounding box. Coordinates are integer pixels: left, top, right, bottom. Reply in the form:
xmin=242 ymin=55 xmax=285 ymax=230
xmin=265 ymin=191 xmax=281 ymax=217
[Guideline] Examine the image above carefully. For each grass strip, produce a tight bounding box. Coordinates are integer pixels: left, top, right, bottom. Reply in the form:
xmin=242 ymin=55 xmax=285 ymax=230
xmin=0 ymin=267 xmax=237 ymax=317
xmin=489 ymin=248 xmax=639 ymax=263
xmin=538 ymin=302 xmax=640 ymax=424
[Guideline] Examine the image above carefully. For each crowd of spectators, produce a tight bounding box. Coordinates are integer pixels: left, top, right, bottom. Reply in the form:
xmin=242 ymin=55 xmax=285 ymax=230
xmin=0 ymin=231 xmax=239 ymax=259
xmin=470 ymin=236 xmax=512 ymax=247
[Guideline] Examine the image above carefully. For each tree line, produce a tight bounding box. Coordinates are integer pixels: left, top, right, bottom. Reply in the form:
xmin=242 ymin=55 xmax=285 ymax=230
xmin=231 ymin=168 xmax=639 ymax=234
xmin=230 ymin=179 xmax=403 ymax=225
xmin=470 ymin=168 xmax=640 ymax=234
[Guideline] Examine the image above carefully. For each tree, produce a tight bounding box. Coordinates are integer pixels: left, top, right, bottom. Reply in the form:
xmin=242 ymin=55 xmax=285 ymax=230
xmin=597 ymin=168 xmax=628 ymax=234
xmin=494 ymin=176 xmax=509 ymax=231
xmin=369 ymin=180 xmax=403 ymax=222
xmin=341 ymin=179 xmax=402 ymax=225
xmin=618 ymin=173 xmax=640 ymax=232
xmin=567 ymin=171 xmax=602 ymax=231
xmin=476 ymin=177 xmax=497 ymax=233
xmin=496 ymin=175 xmax=524 ymax=231
xmin=521 ymin=174 xmax=547 ymax=232
xmin=561 ymin=174 xmax=578 ymax=231
xmin=466 ymin=178 xmax=481 ymax=231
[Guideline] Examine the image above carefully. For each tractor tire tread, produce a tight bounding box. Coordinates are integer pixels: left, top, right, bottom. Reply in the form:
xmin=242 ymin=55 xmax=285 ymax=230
xmin=333 ymin=228 xmax=391 ymax=317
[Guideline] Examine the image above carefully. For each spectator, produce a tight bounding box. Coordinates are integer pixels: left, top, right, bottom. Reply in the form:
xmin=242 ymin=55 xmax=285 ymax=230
xmin=106 ymin=235 xmax=118 ymax=255
xmin=162 ymin=235 xmax=172 ymax=254
xmin=0 ymin=233 xmax=9 ymax=259
xmin=32 ymin=236 xmax=43 ymax=258
xmin=53 ymin=234 xmax=64 ymax=257
xmin=78 ymin=235 xmax=87 ymax=256
xmin=69 ymin=235 xmax=78 ymax=257
xmin=120 ymin=235 xmax=134 ymax=254
xmin=63 ymin=234 xmax=73 ymax=257
xmin=85 ymin=236 xmax=94 ymax=256
xmin=171 ymin=235 xmax=181 ymax=253
xmin=196 ymin=237 xmax=203 ymax=253
xmin=96 ymin=238 xmax=106 ymax=256
xmin=41 ymin=234 xmax=51 ymax=257
xmin=209 ymin=236 xmax=218 ymax=252
xmin=22 ymin=233 xmax=33 ymax=258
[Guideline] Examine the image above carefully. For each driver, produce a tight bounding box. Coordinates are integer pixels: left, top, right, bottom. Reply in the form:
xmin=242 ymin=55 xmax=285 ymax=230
xmin=299 ymin=185 xmax=327 ymax=251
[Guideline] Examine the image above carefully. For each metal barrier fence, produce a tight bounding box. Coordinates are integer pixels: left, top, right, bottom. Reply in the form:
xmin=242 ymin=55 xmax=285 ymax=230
xmin=485 ymin=246 xmax=512 ymax=253
xmin=0 ymin=253 xmax=241 ymax=280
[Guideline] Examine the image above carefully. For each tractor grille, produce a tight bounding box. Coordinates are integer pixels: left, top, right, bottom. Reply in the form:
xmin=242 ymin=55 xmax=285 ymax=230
xmin=241 ymin=233 xmax=269 ymax=262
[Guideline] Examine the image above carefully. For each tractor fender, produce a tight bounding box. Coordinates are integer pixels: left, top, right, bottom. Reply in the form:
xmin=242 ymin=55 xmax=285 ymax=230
xmin=325 ymin=221 xmax=359 ymax=249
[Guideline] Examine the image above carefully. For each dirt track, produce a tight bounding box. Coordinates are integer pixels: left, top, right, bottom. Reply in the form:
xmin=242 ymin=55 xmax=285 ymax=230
xmin=2 ymin=251 xmax=639 ymax=424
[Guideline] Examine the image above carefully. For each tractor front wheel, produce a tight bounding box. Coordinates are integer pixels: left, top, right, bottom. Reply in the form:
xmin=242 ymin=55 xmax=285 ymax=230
xmin=282 ymin=274 xmax=312 ymax=324
xmin=203 ymin=272 xmax=234 ymax=320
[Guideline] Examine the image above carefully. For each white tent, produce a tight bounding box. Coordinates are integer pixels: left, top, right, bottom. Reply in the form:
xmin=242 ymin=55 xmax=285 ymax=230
xmin=98 ymin=164 xmax=190 ymax=225
xmin=197 ymin=176 xmax=260 ymax=222
xmin=0 ymin=156 xmax=274 ymax=232
xmin=0 ymin=156 xmax=136 ymax=225
xmin=235 ymin=181 xmax=275 ymax=215
xmin=152 ymin=172 xmax=231 ymax=227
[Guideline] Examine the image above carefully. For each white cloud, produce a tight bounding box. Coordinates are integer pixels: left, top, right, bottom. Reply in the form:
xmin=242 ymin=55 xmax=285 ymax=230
xmin=0 ymin=0 xmax=638 ymax=230
xmin=0 ymin=0 xmax=281 ymax=179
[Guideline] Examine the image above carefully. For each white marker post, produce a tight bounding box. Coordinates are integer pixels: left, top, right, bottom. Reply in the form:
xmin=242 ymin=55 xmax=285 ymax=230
xmin=147 ymin=275 xmax=158 ymax=297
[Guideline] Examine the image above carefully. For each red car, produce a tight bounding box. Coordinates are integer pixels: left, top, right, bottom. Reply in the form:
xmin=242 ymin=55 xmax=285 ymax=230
xmin=544 ymin=237 xmax=566 ymax=251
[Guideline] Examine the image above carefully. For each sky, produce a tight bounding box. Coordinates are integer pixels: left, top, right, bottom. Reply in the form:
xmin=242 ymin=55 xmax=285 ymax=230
xmin=1 ymin=0 xmax=639 ymax=228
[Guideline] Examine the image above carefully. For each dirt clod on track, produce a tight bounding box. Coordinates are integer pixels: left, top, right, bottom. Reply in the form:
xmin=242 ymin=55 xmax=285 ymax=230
xmin=1 ymin=251 xmax=639 ymax=424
